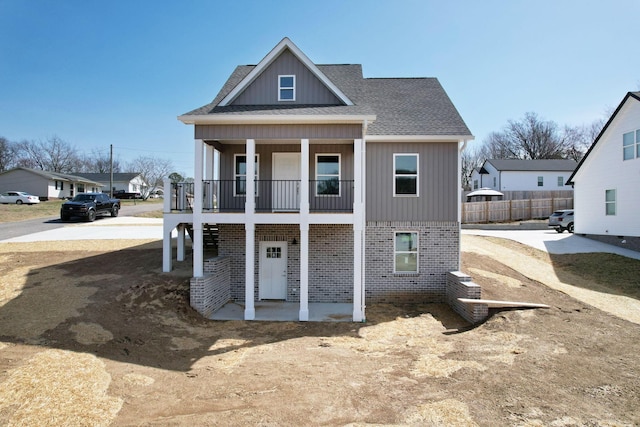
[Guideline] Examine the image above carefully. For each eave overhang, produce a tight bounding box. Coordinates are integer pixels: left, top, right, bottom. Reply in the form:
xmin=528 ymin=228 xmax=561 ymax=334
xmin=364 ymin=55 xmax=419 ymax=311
xmin=365 ymin=135 xmax=475 ymax=142
xmin=178 ymin=114 xmax=376 ymax=125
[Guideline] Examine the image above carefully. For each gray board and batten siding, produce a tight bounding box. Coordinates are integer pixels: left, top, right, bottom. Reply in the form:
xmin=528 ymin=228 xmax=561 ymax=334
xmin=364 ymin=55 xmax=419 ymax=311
xmin=366 ymin=141 xmax=459 ymax=222
xmin=196 ymin=124 xmax=362 ymax=141
xmin=231 ymin=49 xmax=342 ymax=106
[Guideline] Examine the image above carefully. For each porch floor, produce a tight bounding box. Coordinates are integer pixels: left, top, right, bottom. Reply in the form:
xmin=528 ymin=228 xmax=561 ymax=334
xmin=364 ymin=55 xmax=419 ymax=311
xmin=209 ymin=301 xmax=354 ymax=322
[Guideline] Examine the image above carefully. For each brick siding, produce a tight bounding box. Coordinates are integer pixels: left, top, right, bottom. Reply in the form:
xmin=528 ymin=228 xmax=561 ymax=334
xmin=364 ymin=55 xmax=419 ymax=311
xmin=190 ymin=256 xmax=230 ymax=317
xmin=445 ymin=271 xmax=488 ymax=324
xmin=365 ymin=221 xmax=459 ymax=303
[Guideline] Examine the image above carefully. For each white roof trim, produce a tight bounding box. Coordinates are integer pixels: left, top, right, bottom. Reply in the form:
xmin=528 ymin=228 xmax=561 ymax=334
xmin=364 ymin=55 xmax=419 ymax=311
xmin=218 ymin=37 xmax=354 ymax=107
xmin=366 ymin=135 xmax=475 ymax=142
xmin=178 ymin=114 xmax=375 ymax=125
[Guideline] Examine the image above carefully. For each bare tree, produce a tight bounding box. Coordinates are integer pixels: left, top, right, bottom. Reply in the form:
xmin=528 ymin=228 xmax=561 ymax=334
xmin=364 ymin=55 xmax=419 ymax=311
xmin=127 ymin=155 xmax=174 ymax=199
xmin=0 ymin=136 xmax=19 ymax=172
xmin=16 ymin=136 xmax=81 ymax=173
xmin=76 ymin=149 xmax=122 ymax=173
xmin=460 ymin=144 xmax=485 ymax=190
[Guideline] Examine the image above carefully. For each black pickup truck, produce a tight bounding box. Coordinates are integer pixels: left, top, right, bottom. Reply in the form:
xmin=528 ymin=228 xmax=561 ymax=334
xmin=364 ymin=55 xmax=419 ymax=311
xmin=60 ymin=193 xmax=121 ymax=222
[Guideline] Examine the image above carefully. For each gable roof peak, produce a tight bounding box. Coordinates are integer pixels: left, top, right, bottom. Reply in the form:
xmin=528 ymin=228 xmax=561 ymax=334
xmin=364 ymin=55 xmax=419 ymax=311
xmin=218 ymin=37 xmax=354 ymax=107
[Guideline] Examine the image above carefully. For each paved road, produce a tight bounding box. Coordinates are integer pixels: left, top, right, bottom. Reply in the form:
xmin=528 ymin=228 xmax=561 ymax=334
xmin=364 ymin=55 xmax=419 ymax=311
xmin=0 ymin=203 xmax=162 ymax=241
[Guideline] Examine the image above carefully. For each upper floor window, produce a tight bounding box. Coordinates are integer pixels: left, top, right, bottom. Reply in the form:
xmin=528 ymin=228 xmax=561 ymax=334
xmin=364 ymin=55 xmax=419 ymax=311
xmin=605 ymin=189 xmax=616 ymax=216
xmin=234 ymin=154 xmax=259 ymax=196
xmin=493 ymin=177 xmax=497 ymax=188
xmin=623 ymin=130 xmax=640 ymax=160
xmin=316 ymin=154 xmax=340 ymax=196
xmin=557 ymin=176 xmax=564 ymax=187
xmin=278 ymin=75 xmax=295 ymax=101
xmin=473 ymin=180 xmax=478 ymax=190
xmin=394 ymin=154 xmax=419 ymax=196
xmin=537 ymin=176 xmax=544 ymax=187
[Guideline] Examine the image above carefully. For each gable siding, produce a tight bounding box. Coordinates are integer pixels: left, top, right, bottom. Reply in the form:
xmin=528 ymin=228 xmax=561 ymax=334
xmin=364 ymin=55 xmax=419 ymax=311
xmin=231 ymin=49 xmax=341 ymax=105
xmin=366 ymin=142 xmax=458 ymax=221
xmin=573 ymin=99 xmax=640 ymax=237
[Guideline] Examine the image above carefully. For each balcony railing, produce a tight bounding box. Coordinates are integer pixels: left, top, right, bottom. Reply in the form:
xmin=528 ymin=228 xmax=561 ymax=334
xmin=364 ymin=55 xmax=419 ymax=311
xmin=170 ymin=180 xmax=354 ymax=213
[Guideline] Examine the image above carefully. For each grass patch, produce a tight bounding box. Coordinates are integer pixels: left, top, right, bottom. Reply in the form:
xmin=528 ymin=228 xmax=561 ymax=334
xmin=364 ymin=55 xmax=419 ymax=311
xmin=550 ymin=253 xmax=640 ymax=299
xmin=0 ymin=200 xmax=64 ymax=223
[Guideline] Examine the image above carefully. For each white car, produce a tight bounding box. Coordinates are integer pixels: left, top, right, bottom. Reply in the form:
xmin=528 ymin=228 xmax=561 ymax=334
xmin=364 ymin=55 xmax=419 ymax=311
xmin=0 ymin=191 xmax=40 ymax=205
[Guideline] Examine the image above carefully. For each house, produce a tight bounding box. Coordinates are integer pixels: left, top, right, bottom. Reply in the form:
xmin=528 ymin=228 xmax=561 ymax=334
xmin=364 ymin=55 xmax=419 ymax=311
xmin=162 ymin=37 xmax=474 ymax=322
xmin=0 ymin=167 xmax=102 ymax=200
xmin=470 ymin=159 xmax=577 ymax=195
xmin=75 ymin=172 xmax=147 ymax=195
xmin=567 ymin=92 xmax=640 ymax=246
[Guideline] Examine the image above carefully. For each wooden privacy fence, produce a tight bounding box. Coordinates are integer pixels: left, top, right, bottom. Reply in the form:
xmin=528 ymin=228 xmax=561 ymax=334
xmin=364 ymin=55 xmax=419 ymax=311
xmin=462 ymin=198 xmax=573 ymax=224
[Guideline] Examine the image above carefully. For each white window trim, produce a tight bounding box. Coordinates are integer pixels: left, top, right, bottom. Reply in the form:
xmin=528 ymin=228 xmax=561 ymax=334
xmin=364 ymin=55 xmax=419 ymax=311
xmin=605 ymin=189 xmax=616 ymax=216
xmin=394 ymin=231 xmax=419 ymax=274
xmin=393 ymin=153 xmax=419 ymax=197
xmin=315 ymin=153 xmax=341 ymax=197
xmin=557 ymin=176 xmax=564 ymax=187
xmin=278 ymin=74 xmax=296 ymax=102
xmin=537 ymin=176 xmax=544 ymax=187
xmin=233 ymin=154 xmax=259 ymax=197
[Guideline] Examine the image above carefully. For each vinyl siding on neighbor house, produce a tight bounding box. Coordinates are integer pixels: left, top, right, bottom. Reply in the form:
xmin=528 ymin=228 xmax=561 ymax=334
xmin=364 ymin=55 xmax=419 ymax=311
xmin=366 ymin=142 xmax=459 ymax=221
xmin=572 ymin=98 xmax=640 ymax=237
xmin=231 ymin=49 xmax=342 ymax=105
xmin=0 ymin=169 xmax=52 ymax=198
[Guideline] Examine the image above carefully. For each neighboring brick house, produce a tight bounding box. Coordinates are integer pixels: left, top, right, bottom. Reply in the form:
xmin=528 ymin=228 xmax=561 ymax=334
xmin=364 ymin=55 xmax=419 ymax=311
xmin=163 ymin=38 xmax=474 ymax=322
xmin=470 ymin=159 xmax=577 ymax=193
xmin=567 ymin=92 xmax=640 ymax=248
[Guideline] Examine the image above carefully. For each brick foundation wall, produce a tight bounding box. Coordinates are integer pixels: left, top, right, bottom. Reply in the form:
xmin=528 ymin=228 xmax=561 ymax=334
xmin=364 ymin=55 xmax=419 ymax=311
xmin=446 ymin=271 xmax=487 ymax=324
xmin=190 ymin=256 xmax=231 ymax=317
xmin=365 ymin=221 xmax=459 ymax=303
xmin=309 ymin=224 xmax=353 ymax=303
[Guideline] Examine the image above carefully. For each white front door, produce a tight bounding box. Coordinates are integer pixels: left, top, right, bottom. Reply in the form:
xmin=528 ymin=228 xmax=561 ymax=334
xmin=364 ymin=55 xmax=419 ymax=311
xmin=259 ymin=241 xmax=288 ymax=300
xmin=272 ymin=152 xmax=301 ymax=211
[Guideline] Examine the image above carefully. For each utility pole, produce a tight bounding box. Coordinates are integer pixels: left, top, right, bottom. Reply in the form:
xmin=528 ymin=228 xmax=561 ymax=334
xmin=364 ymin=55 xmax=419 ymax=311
xmin=109 ymin=144 xmax=114 ymax=198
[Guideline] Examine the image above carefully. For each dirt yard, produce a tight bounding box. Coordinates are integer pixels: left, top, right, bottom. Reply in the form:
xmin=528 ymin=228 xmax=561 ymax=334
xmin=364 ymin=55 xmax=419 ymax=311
xmin=1 ymin=236 xmax=639 ymax=426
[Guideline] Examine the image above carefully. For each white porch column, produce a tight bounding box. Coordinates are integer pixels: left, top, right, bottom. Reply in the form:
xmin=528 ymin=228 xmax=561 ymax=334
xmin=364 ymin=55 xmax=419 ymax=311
xmin=162 ymin=222 xmax=173 ymax=272
xmin=299 ymin=223 xmax=309 ymax=321
xmin=300 ymin=139 xmax=310 ymax=215
xmin=244 ymin=222 xmax=256 ymax=320
xmin=245 ymin=139 xmax=256 ymax=214
xmin=205 ymin=143 xmax=215 ymax=180
xmin=163 ymin=178 xmax=171 ymax=213
xmin=193 ymin=139 xmax=204 ymax=277
xmin=177 ymin=223 xmax=185 ymax=262
xmin=353 ymin=137 xmax=365 ymax=322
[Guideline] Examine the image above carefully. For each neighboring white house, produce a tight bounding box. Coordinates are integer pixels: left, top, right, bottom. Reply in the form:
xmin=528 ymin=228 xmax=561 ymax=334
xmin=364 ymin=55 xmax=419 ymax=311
xmin=75 ymin=172 xmax=147 ymax=195
xmin=567 ymin=91 xmax=640 ymax=239
xmin=0 ymin=167 xmax=102 ymax=199
xmin=470 ymin=159 xmax=577 ymax=193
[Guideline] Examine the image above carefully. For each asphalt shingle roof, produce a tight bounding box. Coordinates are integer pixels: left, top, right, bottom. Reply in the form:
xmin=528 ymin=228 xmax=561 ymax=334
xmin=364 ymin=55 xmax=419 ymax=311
xmin=182 ymin=62 xmax=472 ymax=137
xmin=75 ymin=173 xmax=142 ymax=183
xmin=486 ymin=159 xmax=578 ymax=172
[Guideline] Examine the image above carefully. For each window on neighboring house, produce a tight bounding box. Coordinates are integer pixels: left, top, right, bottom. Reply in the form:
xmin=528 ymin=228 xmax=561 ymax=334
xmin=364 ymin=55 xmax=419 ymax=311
xmin=394 ymin=231 xmax=419 ymax=273
xmin=623 ymin=131 xmax=636 ymax=160
xmin=605 ymin=189 xmax=616 ymax=215
xmin=55 ymin=181 xmax=58 ymax=190
xmin=316 ymin=154 xmax=340 ymax=196
xmin=473 ymin=180 xmax=478 ymax=190
xmin=234 ymin=154 xmax=259 ymax=196
xmin=278 ymin=75 xmax=295 ymax=101
xmin=393 ymin=154 xmax=419 ymax=196
xmin=493 ymin=177 xmax=496 ymax=188
xmin=77 ymin=184 xmax=85 ymax=193
xmin=558 ymin=176 xmax=564 ymax=187
xmin=537 ymin=176 xmax=544 ymax=187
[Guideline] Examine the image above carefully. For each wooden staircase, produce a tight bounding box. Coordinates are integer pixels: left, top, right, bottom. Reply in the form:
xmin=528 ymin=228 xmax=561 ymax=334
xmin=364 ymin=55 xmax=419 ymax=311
xmin=185 ymin=223 xmax=219 ymax=255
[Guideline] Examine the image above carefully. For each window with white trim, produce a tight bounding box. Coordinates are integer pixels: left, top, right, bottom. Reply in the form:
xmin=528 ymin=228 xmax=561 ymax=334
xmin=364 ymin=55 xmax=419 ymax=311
xmin=557 ymin=176 xmax=564 ymax=187
xmin=278 ymin=75 xmax=295 ymax=101
xmin=623 ymin=129 xmax=640 ymax=160
xmin=537 ymin=176 xmax=544 ymax=187
xmin=605 ymin=189 xmax=616 ymax=216
xmin=393 ymin=154 xmax=418 ymax=196
xmin=315 ymin=154 xmax=340 ymax=196
xmin=234 ymin=154 xmax=259 ymax=196
xmin=394 ymin=231 xmax=418 ymax=273
xmin=473 ymin=180 xmax=478 ymax=190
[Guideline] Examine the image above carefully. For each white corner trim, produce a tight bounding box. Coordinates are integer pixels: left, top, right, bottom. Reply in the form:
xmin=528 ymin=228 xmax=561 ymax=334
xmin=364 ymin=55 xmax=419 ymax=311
xmin=218 ymin=37 xmax=354 ymax=107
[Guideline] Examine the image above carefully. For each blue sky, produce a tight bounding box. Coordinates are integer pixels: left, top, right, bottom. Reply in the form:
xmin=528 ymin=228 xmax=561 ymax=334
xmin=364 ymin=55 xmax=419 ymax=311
xmin=1 ymin=0 xmax=638 ymax=177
